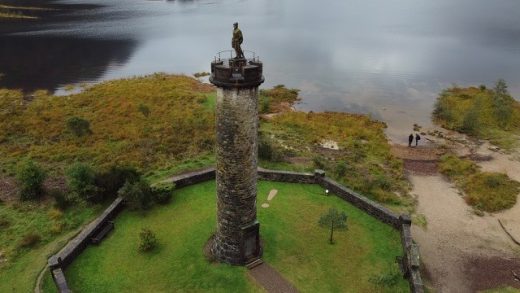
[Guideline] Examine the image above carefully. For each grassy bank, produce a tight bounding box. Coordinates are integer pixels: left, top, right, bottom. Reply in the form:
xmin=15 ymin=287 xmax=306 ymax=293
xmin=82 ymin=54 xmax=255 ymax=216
xmin=433 ymin=82 xmax=520 ymax=150
xmin=260 ymin=111 xmax=411 ymax=211
xmin=0 ymin=201 xmax=101 ymax=292
xmin=47 ymin=181 xmax=407 ymax=292
xmin=439 ymin=154 xmax=520 ymax=212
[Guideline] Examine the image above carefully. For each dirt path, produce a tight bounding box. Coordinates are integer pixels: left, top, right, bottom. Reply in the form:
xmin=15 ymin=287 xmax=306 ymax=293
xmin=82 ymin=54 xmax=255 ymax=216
xmin=397 ymin=136 xmax=520 ymax=292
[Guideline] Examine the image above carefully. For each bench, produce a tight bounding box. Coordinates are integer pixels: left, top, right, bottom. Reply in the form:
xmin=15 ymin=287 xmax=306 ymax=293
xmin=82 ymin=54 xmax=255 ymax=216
xmin=91 ymin=221 xmax=114 ymax=245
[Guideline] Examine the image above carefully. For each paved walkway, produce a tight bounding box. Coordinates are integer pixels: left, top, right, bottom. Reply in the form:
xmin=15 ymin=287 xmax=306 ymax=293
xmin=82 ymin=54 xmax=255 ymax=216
xmin=249 ymin=263 xmax=298 ymax=293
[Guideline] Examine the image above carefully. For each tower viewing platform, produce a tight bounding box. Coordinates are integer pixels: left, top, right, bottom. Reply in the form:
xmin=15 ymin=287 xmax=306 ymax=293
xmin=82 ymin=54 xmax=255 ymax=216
xmin=210 ymin=50 xmax=264 ymax=89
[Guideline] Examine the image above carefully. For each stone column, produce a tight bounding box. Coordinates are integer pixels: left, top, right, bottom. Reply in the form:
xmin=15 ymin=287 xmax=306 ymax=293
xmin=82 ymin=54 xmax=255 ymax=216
xmin=210 ymin=56 xmax=264 ymax=265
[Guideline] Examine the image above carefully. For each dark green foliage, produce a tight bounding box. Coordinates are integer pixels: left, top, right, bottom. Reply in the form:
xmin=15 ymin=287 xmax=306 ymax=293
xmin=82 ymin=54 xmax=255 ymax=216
xmin=48 ymin=188 xmax=71 ymax=210
xmin=492 ymin=79 xmax=514 ymax=129
xmin=66 ymin=162 xmax=98 ymax=202
xmin=461 ymin=101 xmax=481 ymax=135
xmin=259 ymin=95 xmax=270 ymax=114
xmin=18 ymin=232 xmax=41 ymax=248
xmin=138 ymin=228 xmax=157 ymax=252
xmin=95 ymin=166 xmax=140 ymax=202
xmin=334 ymin=161 xmax=349 ymax=177
xmin=138 ymin=104 xmax=150 ymax=118
xmin=151 ymin=182 xmax=174 ymax=205
xmin=313 ymin=156 xmax=327 ymax=169
xmin=118 ymin=179 xmax=153 ymax=210
xmin=318 ymin=208 xmax=347 ymax=244
xmin=66 ymin=116 xmax=92 ymax=137
xmin=16 ymin=160 xmax=46 ymax=201
xmin=258 ymin=134 xmax=284 ymax=162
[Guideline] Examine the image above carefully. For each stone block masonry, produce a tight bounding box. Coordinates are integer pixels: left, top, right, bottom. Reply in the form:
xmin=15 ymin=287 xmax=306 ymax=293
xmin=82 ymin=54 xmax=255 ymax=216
xmin=212 ymin=86 xmax=261 ymax=265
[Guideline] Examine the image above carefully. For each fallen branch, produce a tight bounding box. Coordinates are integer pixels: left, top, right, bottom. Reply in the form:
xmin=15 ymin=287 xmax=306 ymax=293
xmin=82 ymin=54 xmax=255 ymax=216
xmin=498 ymin=219 xmax=520 ymax=246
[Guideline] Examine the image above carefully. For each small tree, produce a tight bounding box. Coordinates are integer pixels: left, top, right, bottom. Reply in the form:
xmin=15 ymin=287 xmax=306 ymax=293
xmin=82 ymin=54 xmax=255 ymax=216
xmin=492 ymin=79 xmax=514 ymax=129
xmin=319 ymin=208 xmax=348 ymax=244
xmin=139 ymin=227 xmax=157 ymax=252
xmin=66 ymin=162 xmax=98 ymax=202
xmin=118 ymin=179 xmax=153 ymax=210
xmin=66 ymin=117 xmax=92 ymax=137
xmin=16 ymin=160 xmax=46 ymax=201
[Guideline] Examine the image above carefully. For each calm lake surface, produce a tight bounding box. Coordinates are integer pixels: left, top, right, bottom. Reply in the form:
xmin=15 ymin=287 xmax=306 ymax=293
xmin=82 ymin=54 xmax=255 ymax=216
xmin=1 ymin=0 xmax=520 ymax=142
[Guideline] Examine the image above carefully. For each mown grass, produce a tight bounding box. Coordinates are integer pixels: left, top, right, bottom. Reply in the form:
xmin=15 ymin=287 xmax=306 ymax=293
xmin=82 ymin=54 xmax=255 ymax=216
xmin=433 ymin=84 xmax=520 ymax=150
xmin=45 ymin=181 xmax=407 ymax=293
xmin=0 ymin=201 xmax=101 ymax=292
xmin=439 ymin=154 xmax=520 ymax=212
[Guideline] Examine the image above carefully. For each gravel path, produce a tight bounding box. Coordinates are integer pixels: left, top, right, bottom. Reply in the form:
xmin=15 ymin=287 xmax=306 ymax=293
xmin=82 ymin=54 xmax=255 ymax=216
xmin=249 ymin=263 xmax=298 ymax=293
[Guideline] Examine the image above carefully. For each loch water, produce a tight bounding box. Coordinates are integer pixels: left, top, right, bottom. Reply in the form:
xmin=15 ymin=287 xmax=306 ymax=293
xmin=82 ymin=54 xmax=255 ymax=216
xmin=1 ymin=0 xmax=519 ymax=141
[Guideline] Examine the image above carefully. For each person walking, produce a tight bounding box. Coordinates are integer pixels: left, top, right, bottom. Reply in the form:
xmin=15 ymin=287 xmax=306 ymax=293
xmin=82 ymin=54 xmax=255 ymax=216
xmin=415 ymin=133 xmax=421 ymax=147
xmin=408 ymin=134 xmax=414 ymax=147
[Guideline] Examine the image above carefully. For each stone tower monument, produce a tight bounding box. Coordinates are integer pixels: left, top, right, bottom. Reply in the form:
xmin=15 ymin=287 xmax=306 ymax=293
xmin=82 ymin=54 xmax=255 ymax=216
xmin=209 ymin=24 xmax=264 ymax=265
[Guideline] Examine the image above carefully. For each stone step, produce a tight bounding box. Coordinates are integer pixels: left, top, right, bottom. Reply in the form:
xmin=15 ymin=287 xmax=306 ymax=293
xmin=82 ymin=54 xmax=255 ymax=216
xmin=246 ymin=258 xmax=264 ymax=270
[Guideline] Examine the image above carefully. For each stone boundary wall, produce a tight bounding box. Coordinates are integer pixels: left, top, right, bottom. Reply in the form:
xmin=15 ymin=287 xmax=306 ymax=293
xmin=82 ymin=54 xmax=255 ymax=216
xmin=258 ymin=168 xmax=315 ymax=183
xmin=170 ymin=168 xmax=216 ymax=188
xmin=399 ymin=215 xmax=424 ymax=293
xmin=48 ymin=197 xmax=125 ymax=293
xmin=48 ymin=168 xmax=423 ymax=293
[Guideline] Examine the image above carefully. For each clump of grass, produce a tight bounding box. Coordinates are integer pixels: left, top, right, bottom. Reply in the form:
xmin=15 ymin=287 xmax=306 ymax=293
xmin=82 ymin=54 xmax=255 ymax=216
xmin=18 ymin=232 xmax=41 ymax=248
xmin=464 ymin=172 xmax=519 ymax=212
xmin=439 ymin=154 xmax=520 ymax=212
xmin=433 ymin=80 xmax=520 ymax=150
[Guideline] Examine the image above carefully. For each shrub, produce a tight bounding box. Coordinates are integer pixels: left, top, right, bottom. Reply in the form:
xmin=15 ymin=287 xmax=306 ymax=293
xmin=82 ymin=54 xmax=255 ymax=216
xmin=66 ymin=116 xmax=92 ymax=137
xmin=335 ymin=161 xmax=349 ymax=177
xmin=152 ymin=182 xmax=174 ymax=205
xmin=66 ymin=162 xmax=98 ymax=202
xmin=47 ymin=208 xmax=63 ymax=221
xmin=138 ymin=228 xmax=157 ymax=252
xmin=258 ymin=134 xmax=284 ymax=162
xmin=16 ymin=160 xmax=46 ymax=201
xmin=138 ymin=104 xmax=150 ymax=117
xmin=49 ymin=188 xmax=71 ymax=210
xmin=19 ymin=232 xmax=41 ymax=248
xmin=118 ymin=179 xmax=153 ymax=210
xmin=95 ymin=166 xmax=140 ymax=202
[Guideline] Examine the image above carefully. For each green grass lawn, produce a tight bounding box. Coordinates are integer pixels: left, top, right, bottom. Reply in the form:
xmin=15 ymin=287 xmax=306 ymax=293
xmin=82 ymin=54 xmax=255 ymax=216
xmin=44 ymin=181 xmax=407 ymax=293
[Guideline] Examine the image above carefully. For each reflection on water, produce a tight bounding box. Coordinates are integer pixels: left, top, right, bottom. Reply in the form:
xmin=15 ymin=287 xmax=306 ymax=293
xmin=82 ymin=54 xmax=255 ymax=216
xmin=0 ymin=36 xmax=137 ymax=92
xmin=1 ymin=0 xmax=519 ymax=141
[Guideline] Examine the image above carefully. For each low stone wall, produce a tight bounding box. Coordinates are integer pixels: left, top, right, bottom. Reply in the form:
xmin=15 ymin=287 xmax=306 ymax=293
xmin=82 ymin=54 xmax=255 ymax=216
xmin=170 ymin=168 xmax=216 ymax=188
xmin=315 ymin=176 xmax=401 ymax=229
xmin=399 ymin=215 xmax=424 ymax=293
xmin=258 ymin=168 xmax=315 ymax=184
xmin=48 ymin=196 xmax=124 ymax=288
xmin=50 ymin=268 xmax=70 ymax=293
xmin=48 ymin=168 xmax=423 ymax=293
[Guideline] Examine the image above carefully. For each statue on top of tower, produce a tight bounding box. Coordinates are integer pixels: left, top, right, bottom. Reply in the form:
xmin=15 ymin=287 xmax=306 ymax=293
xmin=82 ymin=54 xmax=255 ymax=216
xmin=232 ymin=22 xmax=244 ymax=59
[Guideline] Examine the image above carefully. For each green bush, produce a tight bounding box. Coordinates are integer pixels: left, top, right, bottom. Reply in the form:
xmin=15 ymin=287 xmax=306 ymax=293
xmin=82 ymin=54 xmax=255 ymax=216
xmin=118 ymin=179 xmax=153 ymax=210
xmin=66 ymin=162 xmax=98 ymax=202
xmin=151 ymin=182 xmax=174 ymax=205
xmin=66 ymin=116 xmax=92 ymax=137
xmin=138 ymin=227 xmax=157 ymax=252
xmin=95 ymin=166 xmax=140 ymax=201
xmin=138 ymin=104 xmax=150 ymax=118
xmin=16 ymin=160 xmax=46 ymax=201
xmin=438 ymin=154 xmax=478 ymax=180
xmin=335 ymin=161 xmax=349 ymax=177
